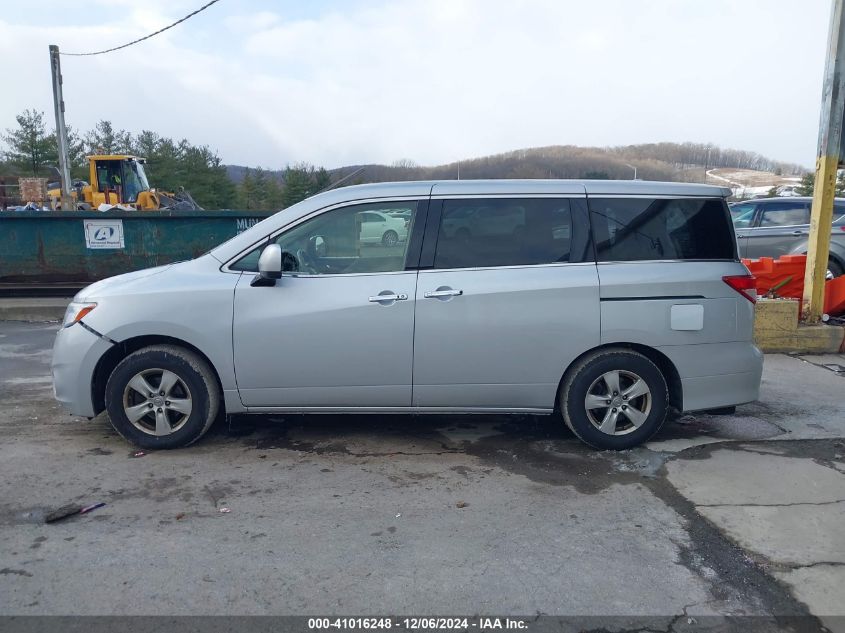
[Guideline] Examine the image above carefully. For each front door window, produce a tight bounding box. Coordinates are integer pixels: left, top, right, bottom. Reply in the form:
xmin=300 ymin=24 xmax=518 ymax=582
xmin=232 ymin=201 xmax=418 ymax=275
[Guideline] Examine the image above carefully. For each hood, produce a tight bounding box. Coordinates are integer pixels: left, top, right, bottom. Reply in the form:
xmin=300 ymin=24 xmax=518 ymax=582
xmin=75 ymin=263 xmax=176 ymax=301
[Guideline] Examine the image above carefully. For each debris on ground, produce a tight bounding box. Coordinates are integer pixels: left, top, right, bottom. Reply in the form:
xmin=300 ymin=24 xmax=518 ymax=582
xmin=45 ymin=502 xmax=105 ymax=524
xmin=218 ymin=507 xmax=231 ymax=513
xmin=456 ymin=501 xmax=468 ymax=508
xmin=175 ymin=513 xmax=186 ymax=520
xmin=131 ymin=450 xmax=146 ymax=458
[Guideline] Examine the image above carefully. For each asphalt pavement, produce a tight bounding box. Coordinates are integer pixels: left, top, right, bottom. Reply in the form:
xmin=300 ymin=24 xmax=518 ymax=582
xmin=0 ymin=321 xmax=843 ymax=631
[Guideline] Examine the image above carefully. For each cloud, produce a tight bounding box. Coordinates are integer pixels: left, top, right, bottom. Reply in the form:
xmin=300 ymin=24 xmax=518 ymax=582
xmin=225 ymin=11 xmax=281 ymax=34
xmin=0 ymin=0 xmax=829 ymax=169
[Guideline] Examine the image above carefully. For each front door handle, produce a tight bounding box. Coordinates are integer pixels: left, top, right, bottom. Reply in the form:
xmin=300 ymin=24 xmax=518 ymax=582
xmin=791 ymin=230 xmax=806 ymax=236
xmin=368 ymin=292 xmax=408 ymax=303
xmin=424 ymin=288 xmax=463 ymax=298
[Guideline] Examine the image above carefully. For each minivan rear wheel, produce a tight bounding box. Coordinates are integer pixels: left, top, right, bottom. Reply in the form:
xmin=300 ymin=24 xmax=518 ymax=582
xmin=105 ymin=345 xmax=220 ymax=449
xmin=560 ymin=349 xmax=669 ymax=450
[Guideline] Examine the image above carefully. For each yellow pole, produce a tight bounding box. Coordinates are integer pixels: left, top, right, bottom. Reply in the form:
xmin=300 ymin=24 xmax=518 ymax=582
xmin=803 ymin=157 xmax=837 ymax=322
xmin=803 ymin=0 xmax=845 ymax=323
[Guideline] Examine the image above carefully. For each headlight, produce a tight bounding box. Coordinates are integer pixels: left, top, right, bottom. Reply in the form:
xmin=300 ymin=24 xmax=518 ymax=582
xmin=62 ymin=302 xmax=97 ymax=328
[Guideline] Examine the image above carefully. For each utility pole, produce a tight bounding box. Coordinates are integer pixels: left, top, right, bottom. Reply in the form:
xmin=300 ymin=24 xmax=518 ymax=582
xmin=49 ymin=45 xmax=75 ymax=211
xmin=624 ymin=163 xmax=637 ymax=180
xmin=803 ymin=0 xmax=845 ymax=322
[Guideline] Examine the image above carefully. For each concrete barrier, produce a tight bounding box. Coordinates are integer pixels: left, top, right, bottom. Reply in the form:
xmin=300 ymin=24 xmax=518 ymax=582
xmin=754 ymin=298 xmax=845 ymax=353
xmin=0 ymin=298 xmax=69 ymax=322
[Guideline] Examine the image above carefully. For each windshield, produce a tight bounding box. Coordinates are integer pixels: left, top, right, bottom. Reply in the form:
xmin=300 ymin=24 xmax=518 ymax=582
xmin=121 ymin=160 xmax=150 ymax=203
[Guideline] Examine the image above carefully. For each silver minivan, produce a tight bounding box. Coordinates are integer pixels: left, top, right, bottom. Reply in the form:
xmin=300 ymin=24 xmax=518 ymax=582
xmin=52 ymin=180 xmax=763 ymax=451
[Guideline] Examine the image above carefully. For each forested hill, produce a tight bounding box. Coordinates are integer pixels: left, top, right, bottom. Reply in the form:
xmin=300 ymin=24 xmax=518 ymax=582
xmin=0 ymin=109 xmax=806 ymax=210
xmin=225 ymin=142 xmax=807 ymax=186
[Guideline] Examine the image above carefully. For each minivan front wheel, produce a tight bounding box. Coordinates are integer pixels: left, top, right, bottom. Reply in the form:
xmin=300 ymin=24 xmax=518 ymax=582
xmin=560 ymin=349 xmax=668 ymax=450
xmin=105 ymin=345 xmax=220 ymax=449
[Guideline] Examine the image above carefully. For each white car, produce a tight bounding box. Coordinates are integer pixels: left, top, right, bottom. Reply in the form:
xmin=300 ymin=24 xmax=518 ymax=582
xmin=358 ymin=210 xmax=409 ymax=246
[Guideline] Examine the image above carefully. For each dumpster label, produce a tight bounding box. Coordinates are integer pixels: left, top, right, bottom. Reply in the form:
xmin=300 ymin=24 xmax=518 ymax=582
xmin=236 ymin=217 xmax=262 ymax=234
xmin=84 ymin=220 xmax=125 ymax=249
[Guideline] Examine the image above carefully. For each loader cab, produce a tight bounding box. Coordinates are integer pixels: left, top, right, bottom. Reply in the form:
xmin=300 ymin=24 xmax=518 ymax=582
xmin=88 ymin=155 xmax=151 ymax=206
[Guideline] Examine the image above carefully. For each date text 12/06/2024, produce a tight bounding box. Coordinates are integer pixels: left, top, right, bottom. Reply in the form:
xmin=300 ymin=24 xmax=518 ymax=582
xmin=307 ymin=618 xmax=528 ymax=630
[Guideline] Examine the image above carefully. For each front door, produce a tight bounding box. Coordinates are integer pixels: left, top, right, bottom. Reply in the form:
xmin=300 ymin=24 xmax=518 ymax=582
xmin=412 ymin=197 xmax=600 ymax=410
xmin=232 ymin=200 xmax=423 ymax=408
xmin=730 ymin=201 xmax=757 ymax=258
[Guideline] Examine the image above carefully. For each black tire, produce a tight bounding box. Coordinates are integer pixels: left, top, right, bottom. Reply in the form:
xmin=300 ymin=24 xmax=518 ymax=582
xmin=105 ymin=345 xmax=220 ymax=449
xmin=559 ymin=348 xmax=669 ymax=450
xmin=381 ymin=230 xmax=399 ymax=246
xmin=828 ymin=257 xmax=844 ymax=278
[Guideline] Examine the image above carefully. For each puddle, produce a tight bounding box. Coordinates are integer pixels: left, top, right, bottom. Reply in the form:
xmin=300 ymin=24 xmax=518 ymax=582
xmin=219 ymin=408 xmax=809 ymax=495
xmin=659 ymin=412 xmax=784 ymax=441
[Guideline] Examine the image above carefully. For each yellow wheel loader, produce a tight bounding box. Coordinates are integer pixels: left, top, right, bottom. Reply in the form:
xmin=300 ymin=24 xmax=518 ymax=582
xmin=47 ymin=155 xmax=202 ymax=211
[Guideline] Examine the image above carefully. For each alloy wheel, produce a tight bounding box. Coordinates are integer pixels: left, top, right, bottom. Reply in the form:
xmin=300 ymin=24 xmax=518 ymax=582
xmin=584 ymin=369 xmax=652 ymax=436
xmin=122 ymin=368 xmax=193 ymax=436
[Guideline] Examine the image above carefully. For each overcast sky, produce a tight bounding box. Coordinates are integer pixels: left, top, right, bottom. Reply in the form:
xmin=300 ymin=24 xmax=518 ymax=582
xmin=0 ymin=0 xmax=831 ymax=170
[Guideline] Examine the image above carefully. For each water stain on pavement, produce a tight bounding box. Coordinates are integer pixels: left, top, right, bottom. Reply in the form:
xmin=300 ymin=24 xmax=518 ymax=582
xmin=236 ymin=410 xmax=784 ymax=495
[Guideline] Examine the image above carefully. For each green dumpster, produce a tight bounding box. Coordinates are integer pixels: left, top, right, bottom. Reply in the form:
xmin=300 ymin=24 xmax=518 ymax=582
xmin=0 ymin=209 xmax=275 ymax=284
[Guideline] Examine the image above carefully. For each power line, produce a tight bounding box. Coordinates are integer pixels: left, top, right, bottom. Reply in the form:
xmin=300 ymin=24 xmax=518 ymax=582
xmin=61 ymin=0 xmax=221 ymax=57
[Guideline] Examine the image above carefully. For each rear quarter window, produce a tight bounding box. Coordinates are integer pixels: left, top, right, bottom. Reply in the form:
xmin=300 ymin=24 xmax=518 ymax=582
xmin=590 ymin=197 xmax=736 ymax=262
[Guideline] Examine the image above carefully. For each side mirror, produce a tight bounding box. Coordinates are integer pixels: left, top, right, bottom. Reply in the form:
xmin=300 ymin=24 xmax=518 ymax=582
xmin=258 ymin=244 xmax=282 ymax=279
xmin=251 ymin=243 xmax=282 ymax=287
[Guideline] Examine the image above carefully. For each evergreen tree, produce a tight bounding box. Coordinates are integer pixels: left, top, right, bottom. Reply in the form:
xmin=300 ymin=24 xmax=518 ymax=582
xmin=280 ymin=162 xmax=331 ymax=208
xmin=264 ymin=175 xmax=284 ymax=209
xmin=0 ymin=112 xmax=237 ymax=208
xmin=175 ymin=144 xmax=235 ymax=209
xmin=66 ymin=125 xmax=88 ymax=181
xmin=251 ymin=168 xmax=273 ymax=209
xmin=236 ymin=168 xmax=258 ymax=209
xmin=795 ymin=173 xmax=814 ymax=196
xmin=795 ymin=171 xmax=845 ymax=197
xmin=84 ymin=120 xmax=132 ymax=155
xmin=2 ymin=109 xmax=57 ymax=176
xmin=132 ymin=130 xmax=160 ymax=160
xmin=314 ymin=167 xmax=331 ymax=192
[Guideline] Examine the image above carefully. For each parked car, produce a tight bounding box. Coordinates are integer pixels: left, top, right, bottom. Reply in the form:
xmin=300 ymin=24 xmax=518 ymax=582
xmin=52 ymin=180 xmax=762 ymax=451
xmin=730 ymin=197 xmax=845 ymax=277
xmin=357 ymin=210 xmax=408 ymax=246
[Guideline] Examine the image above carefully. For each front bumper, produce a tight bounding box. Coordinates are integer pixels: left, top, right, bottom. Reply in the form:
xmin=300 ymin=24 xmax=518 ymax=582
xmin=51 ymin=323 xmax=114 ymax=417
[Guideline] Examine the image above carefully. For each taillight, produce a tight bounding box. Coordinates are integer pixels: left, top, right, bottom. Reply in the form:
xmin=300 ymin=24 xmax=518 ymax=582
xmin=723 ymin=274 xmax=757 ymax=304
